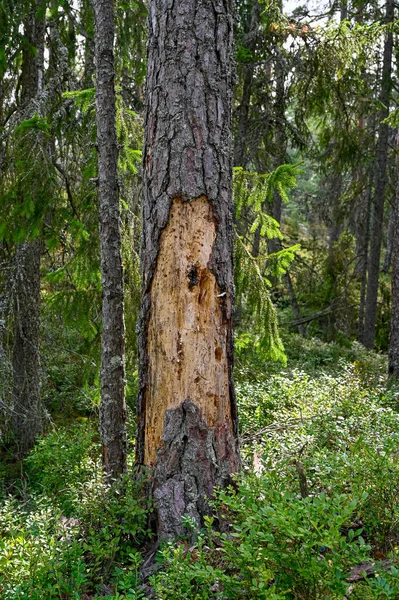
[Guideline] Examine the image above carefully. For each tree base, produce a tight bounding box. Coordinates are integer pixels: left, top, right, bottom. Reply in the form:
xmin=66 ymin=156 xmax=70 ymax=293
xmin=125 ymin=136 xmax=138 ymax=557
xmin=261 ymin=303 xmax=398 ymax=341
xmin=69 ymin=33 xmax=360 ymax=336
xmin=152 ymin=400 xmax=239 ymax=539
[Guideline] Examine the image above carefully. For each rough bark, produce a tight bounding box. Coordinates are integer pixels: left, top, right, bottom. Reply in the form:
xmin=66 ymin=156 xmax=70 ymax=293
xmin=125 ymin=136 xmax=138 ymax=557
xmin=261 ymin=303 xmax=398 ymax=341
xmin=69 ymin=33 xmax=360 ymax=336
xmin=362 ymin=0 xmax=394 ymax=348
xmin=20 ymin=2 xmax=45 ymax=106
xmin=388 ymin=132 xmax=399 ymax=378
xmin=137 ymin=0 xmax=240 ymax=539
xmin=93 ymin=0 xmax=127 ymax=478
xmin=12 ymin=240 xmax=42 ymax=456
xmin=12 ymin=1 xmax=46 ymax=457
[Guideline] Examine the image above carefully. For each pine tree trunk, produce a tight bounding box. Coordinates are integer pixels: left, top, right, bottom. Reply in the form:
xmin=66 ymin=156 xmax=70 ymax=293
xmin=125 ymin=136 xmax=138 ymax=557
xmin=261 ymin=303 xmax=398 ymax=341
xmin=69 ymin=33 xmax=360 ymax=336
xmin=388 ymin=132 xmax=399 ymax=377
xmin=12 ymin=1 xmax=46 ymax=457
xmin=137 ymin=0 xmax=240 ymax=539
xmin=362 ymin=0 xmax=394 ymax=348
xmin=93 ymin=0 xmax=127 ymax=478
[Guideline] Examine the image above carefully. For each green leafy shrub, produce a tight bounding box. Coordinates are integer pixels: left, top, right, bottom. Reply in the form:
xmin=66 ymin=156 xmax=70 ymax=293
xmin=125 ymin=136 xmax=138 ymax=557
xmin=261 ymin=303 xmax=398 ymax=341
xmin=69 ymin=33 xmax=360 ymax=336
xmin=151 ymin=475 xmax=369 ymax=599
xmin=23 ymin=422 xmax=100 ymax=514
xmin=0 ymin=423 xmax=151 ymax=599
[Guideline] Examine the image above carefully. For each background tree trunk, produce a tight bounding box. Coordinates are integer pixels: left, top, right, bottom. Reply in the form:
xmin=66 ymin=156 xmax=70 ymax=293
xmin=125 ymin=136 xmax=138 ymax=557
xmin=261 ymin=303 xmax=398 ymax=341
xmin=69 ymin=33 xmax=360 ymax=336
xmin=382 ymin=202 xmax=394 ymax=273
xmin=12 ymin=240 xmax=42 ymax=456
xmin=362 ymin=0 xmax=394 ymax=348
xmin=234 ymin=0 xmax=260 ymax=169
xmin=93 ymin=0 xmax=127 ymax=478
xmin=137 ymin=0 xmax=240 ymax=539
xmin=388 ymin=132 xmax=399 ymax=377
xmin=12 ymin=1 xmax=46 ymax=457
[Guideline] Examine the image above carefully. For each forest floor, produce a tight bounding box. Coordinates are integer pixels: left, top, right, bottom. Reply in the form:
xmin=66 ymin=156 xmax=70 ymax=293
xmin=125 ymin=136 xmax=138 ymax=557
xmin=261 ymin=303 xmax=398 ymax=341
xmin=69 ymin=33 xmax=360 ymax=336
xmin=1 ymin=335 xmax=399 ymax=599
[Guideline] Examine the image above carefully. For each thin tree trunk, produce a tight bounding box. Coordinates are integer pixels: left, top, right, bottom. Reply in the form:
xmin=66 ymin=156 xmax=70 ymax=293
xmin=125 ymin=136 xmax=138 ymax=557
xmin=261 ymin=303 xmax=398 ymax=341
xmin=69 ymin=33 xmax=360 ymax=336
xmin=12 ymin=1 xmax=46 ymax=457
xmin=362 ymin=0 xmax=394 ymax=348
xmin=234 ymin=0 xmax=260 ymax=168
xmin=137 ymin=0 xmax=240 ymax=539
xmin=285 ymin=272 xmax=306 ymax=336
xmin=388 ymin=132 xmax=399 ymax=377
xmin=382 ymin=202 xmax=394 ymax=273
xmin=93 ymin=0 xmax=127 ymax=478
xmin=268 ymin=40 xmax=305 ymax=337
xmin=357 ymin=183 xmax=372 ymax=341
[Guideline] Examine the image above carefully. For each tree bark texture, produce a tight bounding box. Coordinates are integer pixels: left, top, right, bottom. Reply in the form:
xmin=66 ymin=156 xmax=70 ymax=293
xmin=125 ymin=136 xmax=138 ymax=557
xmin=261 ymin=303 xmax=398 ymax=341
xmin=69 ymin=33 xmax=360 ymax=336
xmin=20 ymin=1 xmax=45 ymax=106
xmin=137 ymin=0 xmax=240 ymax=539
xmin=94 ymin=0 xmax=127 ymax=478
xmin=12 ymin=240 xmax=42 ymax=456
xmin=388 ymin=132 xmax=399 ymax=377
xmin=362 ymin=0 xmax=394 ymax=348
xmin=12 ymin=1 xmax=46 ymax=457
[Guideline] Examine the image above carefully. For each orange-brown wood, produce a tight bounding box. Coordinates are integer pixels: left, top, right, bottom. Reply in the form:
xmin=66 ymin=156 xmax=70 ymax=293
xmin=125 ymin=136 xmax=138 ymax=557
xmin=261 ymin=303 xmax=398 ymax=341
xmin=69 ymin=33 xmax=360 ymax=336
xmin=144 ymin=196 xmax=232 ymax=465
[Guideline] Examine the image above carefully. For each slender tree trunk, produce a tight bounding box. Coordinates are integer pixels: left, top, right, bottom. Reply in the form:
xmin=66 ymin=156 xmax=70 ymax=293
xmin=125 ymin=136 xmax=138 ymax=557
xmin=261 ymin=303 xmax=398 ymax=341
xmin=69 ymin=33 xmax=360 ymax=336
xmin=12 ymin=1 xmax=45 ymax=457
xmin=382 ymin=202 xmax=394 ymax=273
xmin=268 ymin=40 xmax=305 ymax=337
xmin=354 ymin=165 xmax=373 ymax=340
xmin=93 ymin=0 xmax=127 ymax=478
xmin=357 ymin=184 xmax=372 ymax=342
xmin=388 ymin=132 xmax=399 ymax=377
xmin=234 ymin=0 xmax=260 ymax=168
xmin=362 ymin=0 xmax=394 ymax=348
xmin=82 ymin=0 xmax=95 ymax=88
xmin=137 ymin=0 xmax=240 ymax=539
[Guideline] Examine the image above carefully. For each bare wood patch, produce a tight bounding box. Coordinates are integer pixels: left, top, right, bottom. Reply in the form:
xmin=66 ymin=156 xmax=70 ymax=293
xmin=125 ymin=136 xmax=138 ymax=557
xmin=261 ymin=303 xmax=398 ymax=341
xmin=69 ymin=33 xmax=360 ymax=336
xmin=144 ymin=195 xmax=232 ymax=466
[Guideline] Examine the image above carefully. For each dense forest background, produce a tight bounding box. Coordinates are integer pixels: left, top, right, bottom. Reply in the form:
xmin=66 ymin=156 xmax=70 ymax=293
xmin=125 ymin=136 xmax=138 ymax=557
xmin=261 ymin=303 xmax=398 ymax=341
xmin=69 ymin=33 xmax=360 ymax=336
xmin=2 ymin=0 xmax=399 ymax=598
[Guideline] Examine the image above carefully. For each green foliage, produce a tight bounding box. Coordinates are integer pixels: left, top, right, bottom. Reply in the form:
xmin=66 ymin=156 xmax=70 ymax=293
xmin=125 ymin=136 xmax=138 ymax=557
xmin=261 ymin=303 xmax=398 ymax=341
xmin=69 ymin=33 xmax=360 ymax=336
xmin=233 ymin=164 xmax=300 ymax=364
xmin=234 ymin=164 xmax=299 ymax=221
xmin=234 ymin=237 xmax=287 ymax=364
xmin=63 ymin=88 xmax=95 ymax=113
xmin=2 ymin=340 xmax=399 ymax=598
xmin=151 ymin=479 xmax=369 ymax=599
xmin=0 ymin=423 xmax=151 ymax=600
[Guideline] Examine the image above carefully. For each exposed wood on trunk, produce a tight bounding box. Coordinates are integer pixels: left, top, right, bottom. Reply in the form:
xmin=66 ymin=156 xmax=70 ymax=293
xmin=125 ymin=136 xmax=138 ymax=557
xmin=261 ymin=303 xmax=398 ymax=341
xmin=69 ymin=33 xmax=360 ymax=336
xmin=93 ymin=0 xmax=127 ymax=478
xmin=362 ymin=0 xmax=394 ymax=348
xmin=388 ymin=132 xmax=399 ymax=378
xmin=145 ymin=196 xmax=232 ymax=465
xmin=137 ymin=0 xmax=240 ymax=538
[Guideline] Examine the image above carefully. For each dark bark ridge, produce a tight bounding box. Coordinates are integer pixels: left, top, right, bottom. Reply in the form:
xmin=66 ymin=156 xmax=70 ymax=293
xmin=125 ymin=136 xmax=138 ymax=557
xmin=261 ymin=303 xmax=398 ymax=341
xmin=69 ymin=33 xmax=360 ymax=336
xmin=153 ymin=401 xmax=239 ymax=539
xmin=94 ymin=0 xmax=127 ymax=477
xmin=137 ymin=0 xmax=240 ymax=536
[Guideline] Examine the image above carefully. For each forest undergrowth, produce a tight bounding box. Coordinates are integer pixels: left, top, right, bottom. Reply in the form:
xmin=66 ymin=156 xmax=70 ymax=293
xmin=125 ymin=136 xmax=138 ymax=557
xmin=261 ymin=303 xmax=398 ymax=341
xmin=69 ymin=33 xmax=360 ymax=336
xmin=1 ymin=335 xmax=399 ymax=599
